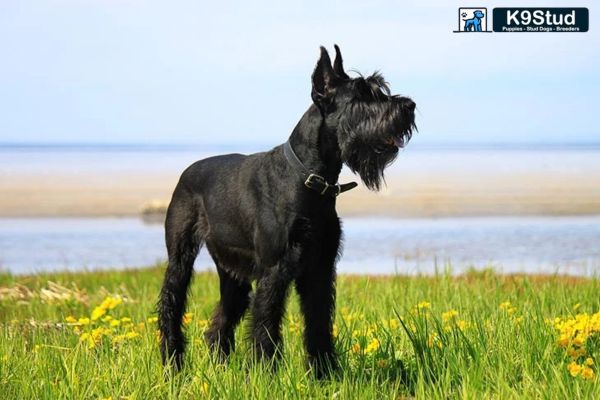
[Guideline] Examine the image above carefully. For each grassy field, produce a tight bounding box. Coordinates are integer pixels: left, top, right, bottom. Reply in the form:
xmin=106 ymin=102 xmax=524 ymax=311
xmin=1 ymin=266 xmax=599 ymax=399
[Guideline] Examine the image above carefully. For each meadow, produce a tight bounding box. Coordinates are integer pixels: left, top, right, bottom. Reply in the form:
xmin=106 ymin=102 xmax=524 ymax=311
xmin=1 ymin=266 xmax=598 ymax=399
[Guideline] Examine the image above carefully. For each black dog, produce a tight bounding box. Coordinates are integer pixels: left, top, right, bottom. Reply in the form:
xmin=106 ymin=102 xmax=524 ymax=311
xmin=158 ymin=45 xmax=416 ymax=377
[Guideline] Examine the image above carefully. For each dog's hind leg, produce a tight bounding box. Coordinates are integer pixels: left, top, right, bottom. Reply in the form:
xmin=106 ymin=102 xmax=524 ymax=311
xmin=158 ymin=187 xmax=205 ymax=370
xmin=204 ymin=260 xmax=251 ymax=359
xmin=250 ymin=245 xmax=300 ymax=360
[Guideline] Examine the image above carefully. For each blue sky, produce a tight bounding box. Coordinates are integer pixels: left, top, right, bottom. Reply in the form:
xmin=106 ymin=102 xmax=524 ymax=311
xmin=0 ymin=1 xmax=598 ymax=146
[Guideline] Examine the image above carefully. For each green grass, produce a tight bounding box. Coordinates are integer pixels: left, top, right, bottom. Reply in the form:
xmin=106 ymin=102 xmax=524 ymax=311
xmin=1 ymin=265 xmax=599 ymax=399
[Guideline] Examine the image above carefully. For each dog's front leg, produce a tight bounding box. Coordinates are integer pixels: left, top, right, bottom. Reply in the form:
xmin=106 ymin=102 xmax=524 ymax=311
xmin=295 ymin=217 xmax=340 ymax=378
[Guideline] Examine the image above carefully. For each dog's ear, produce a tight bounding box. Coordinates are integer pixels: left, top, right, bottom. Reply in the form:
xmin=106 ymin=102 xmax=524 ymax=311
xmin=333 ymin=44 xmax=350 ymax=80
xmin=311 ymin=46 xmax=338 ymax=110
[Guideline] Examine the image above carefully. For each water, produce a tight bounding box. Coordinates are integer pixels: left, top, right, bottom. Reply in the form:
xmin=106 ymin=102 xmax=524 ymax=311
xmin=1 ymin=216 xmax=598 ymax=276
xmin=1 ymin=144 xmax=599 ymax=276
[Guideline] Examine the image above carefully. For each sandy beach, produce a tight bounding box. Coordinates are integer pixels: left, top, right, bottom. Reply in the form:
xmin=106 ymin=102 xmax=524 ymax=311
xmin=2 ymin=168 xmax=599 ymax=217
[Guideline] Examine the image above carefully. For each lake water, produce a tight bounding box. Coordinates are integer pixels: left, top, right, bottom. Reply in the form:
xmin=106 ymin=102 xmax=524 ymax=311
xmin=1 ymin=216 xmax=598 ymax=276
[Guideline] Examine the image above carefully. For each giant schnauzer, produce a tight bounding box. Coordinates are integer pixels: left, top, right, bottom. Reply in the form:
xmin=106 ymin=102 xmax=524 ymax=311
xmin=158 ymin=45 xmax=416 ymax=377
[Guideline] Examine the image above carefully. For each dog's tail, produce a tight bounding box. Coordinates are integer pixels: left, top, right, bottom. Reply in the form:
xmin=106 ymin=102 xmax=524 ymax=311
xmin=158 ymin=184 xmax=206 ymax=370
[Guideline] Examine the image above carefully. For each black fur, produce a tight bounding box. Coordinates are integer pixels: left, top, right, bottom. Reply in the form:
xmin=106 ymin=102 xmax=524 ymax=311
xmin=158 ymin=45 xmax=416 ymax=377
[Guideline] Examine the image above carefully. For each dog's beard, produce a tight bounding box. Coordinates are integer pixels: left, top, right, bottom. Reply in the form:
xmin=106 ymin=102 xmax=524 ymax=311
xmin=342 ymin=138 xmax=398 ymax=191
xmin=338 ymin=99 xmax=416 ymax=191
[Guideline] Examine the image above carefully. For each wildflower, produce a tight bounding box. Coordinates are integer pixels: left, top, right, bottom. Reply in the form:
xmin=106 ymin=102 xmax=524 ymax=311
xmin=198 ymin=319 xmax=210 ymax=330
xmin=427 ymin=333 xmax=443 ymax=349
xmin=442 ymin=310 xmax=458 ymax=322
xmin=125 ymin=331 xmax=139 ymax=339
xmin=512 ymin=316 xmax=524 ymax=325
xmin=365 ymin=338 xmax=380 ymax=354
xmin=332 ymin=324 xmax=338 ymax=338
xmin=568 ymin=361 xmax=582 ymax=377
xmin=585 ymin=357 xmax=594 ymax=366
xmin=65 ymin=316 xmax=77 ymax=323
xmin=417 ymin=301 xmax=431 ymax=309
xmin=102 ymin=315 xmax=113 ymax=323
xmin=91 ymin=306 xmax=106 ymax=321
xmin=386 ymin=318 xmax=399 ymax=330
xmin=120 ymin=317 xmax=131 ymax=323
xmin=147 ymin=316 xmax=158 ymax=324
xmin=200 ymin=381 xmax=209 ymax=395
xmin=581 ymin=367 xmax=595 ymax=381
xmin=351 ymin=343 xmax=361 ymax=354
xmin=183 ymin=313 xmax=193 ymax=325
xmin=77 ymin=317 xmax=90 ymax=326
xmin=456 ymin=319 xmax=470 ymax=331
xmin=110 ymin=320 xmax=121 ymax=327
xmin=100 ymin=296 xmax=122 ymax=310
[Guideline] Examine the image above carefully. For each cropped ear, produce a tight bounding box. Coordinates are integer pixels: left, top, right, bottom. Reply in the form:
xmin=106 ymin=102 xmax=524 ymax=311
xmin=311 ymin=46 xmax=338 ymax=110
xmin=333 ymin=44 xmax=350 ymax=79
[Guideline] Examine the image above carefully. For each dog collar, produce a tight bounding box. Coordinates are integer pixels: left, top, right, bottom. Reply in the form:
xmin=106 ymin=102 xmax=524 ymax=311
xmin=283 ymin=140 xmax=358 ymax=197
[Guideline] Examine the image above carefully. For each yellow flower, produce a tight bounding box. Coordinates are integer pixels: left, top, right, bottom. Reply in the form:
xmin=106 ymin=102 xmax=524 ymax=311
xmin=417 ymin=301 xmax=431 ymax=309
xmin=110 ymin=320 xmax=121 ymax=327
xmin=200 ymin=381 xmax=209 ymax=395
xmin=351 ymin=343 xmax=361 ymax=354
xmin=332 ymin=324 xmax=338 ymax=338
xmin=120 ymin=317 xmax=131 ymax=323
xmin=442 ymin=310 xmax=458 ymax=322
xmin=77 ymin=317 xmax=90 ymax=326
xmin=100 ymin=296 xmax=122 ymax=310
xmin=147 ymin=316 xmax=158 ymax=324
xmin=102 ymin=315 xmax=113 ymax=323
xmin=125 ymin=331 xmax=139 ymax=339
xmin=365 ymin=338 xmax=380 ymax=354
xmin=567 ymin=361 xmax=582 ymax=377
xmin=65 ymin=316 xmax=77 ymax=323
xmin=183 ymin=313 xmax=193 ymax=325
xmin=386 ymin=318 xmax=400 ymax=330
xmin=581 ymin=367 xmax=595 ymax=381
xmin=584 ymin=357 xmax=594 ymax=366
xmin=91 ymin=306 xmax=106 ymax=321
xmin=456 ymin=319 xmax=469 ymax=331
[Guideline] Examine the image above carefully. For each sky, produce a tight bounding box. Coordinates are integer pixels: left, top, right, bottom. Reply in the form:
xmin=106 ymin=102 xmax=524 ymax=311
xmin=0 ymin=1 xmax=598 ymax=146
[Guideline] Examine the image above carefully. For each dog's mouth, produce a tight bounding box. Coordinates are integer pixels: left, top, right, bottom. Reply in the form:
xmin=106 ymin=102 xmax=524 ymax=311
xmin=386 ymin=135 xmax=406 ymax=149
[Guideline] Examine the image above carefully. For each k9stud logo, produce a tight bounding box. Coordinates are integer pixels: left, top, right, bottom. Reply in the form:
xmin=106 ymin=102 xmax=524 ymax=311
xmin=454 ymin=7 xmax=589 ymax=33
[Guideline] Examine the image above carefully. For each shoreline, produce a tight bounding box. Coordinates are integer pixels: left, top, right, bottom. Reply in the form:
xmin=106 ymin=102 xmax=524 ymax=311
xmin=1 ymin=172 xmax=600 ymax=218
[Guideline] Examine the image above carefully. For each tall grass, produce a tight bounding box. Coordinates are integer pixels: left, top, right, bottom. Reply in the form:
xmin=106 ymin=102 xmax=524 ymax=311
xmin=1 ymin=266 xmax=598 ymax=399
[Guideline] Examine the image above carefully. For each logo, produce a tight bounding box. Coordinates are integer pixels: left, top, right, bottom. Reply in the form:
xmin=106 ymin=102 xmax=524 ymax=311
xmin=454 ymin=7 xmax=492 ymax=32
xmin=454 ymin=7 xmax=589 ymax=33
xmin=493 ymin=8 xmax=589 ymax=32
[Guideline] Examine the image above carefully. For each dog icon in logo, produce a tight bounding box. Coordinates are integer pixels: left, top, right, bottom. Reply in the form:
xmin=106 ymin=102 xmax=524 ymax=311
xmin=463 ymin=10 xmax=485 ymax=31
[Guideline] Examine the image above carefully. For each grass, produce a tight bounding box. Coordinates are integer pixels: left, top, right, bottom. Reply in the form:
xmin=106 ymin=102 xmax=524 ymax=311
xmin=1 ymin=265 xmax=599 ymax=399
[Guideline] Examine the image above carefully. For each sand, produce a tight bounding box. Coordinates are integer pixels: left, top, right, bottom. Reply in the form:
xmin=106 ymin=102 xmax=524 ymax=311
xmin=2 ymin=169 xmax=599 ymax=217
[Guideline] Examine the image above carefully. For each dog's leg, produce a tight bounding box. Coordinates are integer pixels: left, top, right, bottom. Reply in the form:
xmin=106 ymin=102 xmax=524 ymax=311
xmin=250 ymin=246 xmax=299 ymax=360
xmin=204 ymin=263 xmax=251 ymax=359
xmin=296 ymin=217 xmax=340 ymax=378
xmin=158 ymin=188 xmax=204 ymax=370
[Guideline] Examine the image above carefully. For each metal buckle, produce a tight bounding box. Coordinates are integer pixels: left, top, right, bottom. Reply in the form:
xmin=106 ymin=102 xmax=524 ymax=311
xmin=304 ymin=173 xmax=325 ymax=188
xmin=305 ymin=173 xmax=333 ymax=195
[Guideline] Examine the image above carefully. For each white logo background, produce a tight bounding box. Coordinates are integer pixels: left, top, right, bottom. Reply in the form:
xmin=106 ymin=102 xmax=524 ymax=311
xmin=457 ymin=8 xmax=489 ymax=32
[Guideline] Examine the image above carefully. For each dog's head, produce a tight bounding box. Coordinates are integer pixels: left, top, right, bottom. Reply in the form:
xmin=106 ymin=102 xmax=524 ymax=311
xmin=473 ymin=10 xmax=485 ymax=18
xmin=311 ymin=45 xmax=416 ymax=191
